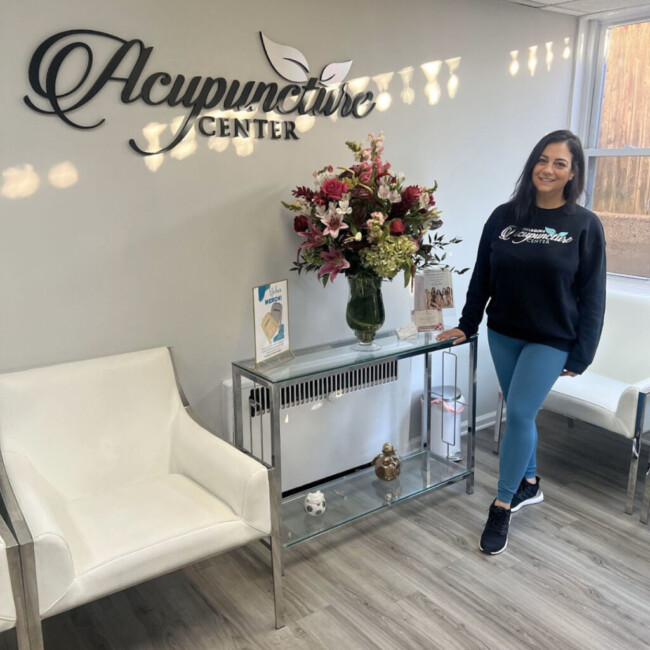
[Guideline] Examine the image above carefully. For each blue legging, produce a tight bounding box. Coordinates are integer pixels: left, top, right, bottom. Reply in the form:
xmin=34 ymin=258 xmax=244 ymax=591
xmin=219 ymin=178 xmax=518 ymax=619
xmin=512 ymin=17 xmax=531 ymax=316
xmin=488 ymin=328 xmax=568 ymax=504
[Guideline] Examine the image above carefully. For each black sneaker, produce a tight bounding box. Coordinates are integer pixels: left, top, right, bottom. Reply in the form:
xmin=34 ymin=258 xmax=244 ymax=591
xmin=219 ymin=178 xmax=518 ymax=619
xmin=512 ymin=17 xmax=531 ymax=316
xmin=510 ymin=476 xmax=544 ymax=513
xmin=479 ymin=501 xmax=511 ymax=555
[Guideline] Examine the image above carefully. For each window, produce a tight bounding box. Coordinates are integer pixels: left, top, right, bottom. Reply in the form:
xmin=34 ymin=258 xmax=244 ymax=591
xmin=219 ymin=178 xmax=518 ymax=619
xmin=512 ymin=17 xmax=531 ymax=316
xmin=577 ymin=14 xmax=650 ymax=279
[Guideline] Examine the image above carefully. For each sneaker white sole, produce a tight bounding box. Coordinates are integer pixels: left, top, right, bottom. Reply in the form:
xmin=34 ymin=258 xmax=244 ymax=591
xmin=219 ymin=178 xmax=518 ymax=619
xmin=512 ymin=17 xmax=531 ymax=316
xmin=510 ymin=490 xmax=544 ymax=513
xmin=479 ymin=538 xmax=508 ymax=555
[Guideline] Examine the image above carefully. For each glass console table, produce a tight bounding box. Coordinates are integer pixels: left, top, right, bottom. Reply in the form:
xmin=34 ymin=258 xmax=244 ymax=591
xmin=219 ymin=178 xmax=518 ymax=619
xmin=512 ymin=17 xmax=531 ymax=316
xmin=232 ymin=331 xmax=477 ymax=563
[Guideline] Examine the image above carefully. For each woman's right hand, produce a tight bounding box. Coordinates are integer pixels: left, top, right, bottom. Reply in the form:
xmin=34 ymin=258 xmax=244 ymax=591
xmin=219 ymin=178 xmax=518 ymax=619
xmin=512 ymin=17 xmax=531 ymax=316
xmin=436 ymin=328 xmax=467 ymax=345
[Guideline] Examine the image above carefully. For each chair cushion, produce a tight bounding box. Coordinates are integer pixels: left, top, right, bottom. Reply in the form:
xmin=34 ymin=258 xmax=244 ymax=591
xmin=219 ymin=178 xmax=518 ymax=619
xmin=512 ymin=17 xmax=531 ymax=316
xmin=42 ymin=474 xmax=265 ymax=617
xmin=589 ymin=291 xmax=650 ymax=383
xmin=0 ymin=538 xmax=16 ymax=634
xmin=543 ymin=372 xmax=633 ymax=438
xmin=0 ymin=348 xmax=181 ymax=501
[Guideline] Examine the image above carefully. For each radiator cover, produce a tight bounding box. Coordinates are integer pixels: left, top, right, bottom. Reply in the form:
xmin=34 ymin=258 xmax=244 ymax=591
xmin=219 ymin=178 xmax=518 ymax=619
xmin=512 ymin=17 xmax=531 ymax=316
xmin=223 ymin=358 xmax=413 ymax=492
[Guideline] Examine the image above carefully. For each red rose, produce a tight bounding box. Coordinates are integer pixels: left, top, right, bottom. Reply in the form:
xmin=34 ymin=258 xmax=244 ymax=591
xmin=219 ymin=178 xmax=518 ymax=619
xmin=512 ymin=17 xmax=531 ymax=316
xmin=389 ymin=219 xmax=405 ymax=236
xmin=293 ymin=215 xmax=310 ymax=233
xmin=401 ymin=185 xmax=421 ymax=210
xmin=321 ymin=178 xmax=348 ymax=200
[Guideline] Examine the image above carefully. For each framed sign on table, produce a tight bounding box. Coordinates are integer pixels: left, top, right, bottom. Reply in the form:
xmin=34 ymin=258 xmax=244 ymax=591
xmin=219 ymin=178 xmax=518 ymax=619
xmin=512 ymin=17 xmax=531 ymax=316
xmin=252 ymin=279 xmax=294 ymax=369
xmin=411 ymin=268 xmax=455 ymax=332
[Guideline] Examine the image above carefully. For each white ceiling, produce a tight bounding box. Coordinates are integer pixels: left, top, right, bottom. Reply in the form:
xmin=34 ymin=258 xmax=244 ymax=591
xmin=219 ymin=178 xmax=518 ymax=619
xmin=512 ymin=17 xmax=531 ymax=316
xmin=502 ymin=0 xmax=650 ymax=16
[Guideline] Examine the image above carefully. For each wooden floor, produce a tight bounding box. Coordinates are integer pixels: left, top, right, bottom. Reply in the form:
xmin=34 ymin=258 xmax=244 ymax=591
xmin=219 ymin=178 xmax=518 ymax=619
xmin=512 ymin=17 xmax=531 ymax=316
xmin=3 ymin=411 xmax=649 ymax=650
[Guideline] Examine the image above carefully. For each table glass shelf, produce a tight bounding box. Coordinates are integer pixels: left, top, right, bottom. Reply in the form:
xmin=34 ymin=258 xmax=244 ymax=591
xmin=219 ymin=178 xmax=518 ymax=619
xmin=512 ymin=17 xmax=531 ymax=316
xmin=283 ymin=450 xmax=470 ymax=546
xmin=233 ymin=331 xmax=459 ymax=385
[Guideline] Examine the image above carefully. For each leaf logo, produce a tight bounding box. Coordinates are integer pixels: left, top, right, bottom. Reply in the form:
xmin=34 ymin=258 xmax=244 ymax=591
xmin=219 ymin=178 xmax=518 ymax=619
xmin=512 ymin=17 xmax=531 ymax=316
xmin=320 ymin=60 xmax=353 ymax=86
xmin=558 ymin=231 xmax=568 ymax=237
xmin=259 ymin=32 xmax=352 ymax=86
xmin=545 ymin=227 xmax=556 ymax=235
xmin=260 ymin=32 xmax=310 ymax=82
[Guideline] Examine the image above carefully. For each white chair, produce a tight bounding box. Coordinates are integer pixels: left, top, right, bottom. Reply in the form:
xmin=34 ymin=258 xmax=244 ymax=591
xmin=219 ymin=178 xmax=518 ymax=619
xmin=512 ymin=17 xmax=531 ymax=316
xmin=0 ymin=347 xmax=283 ymax=649
xmin=494 ymin=290 xmax=650 ymax=514
xmin=0 ymin=514 xmax=30 ymax=649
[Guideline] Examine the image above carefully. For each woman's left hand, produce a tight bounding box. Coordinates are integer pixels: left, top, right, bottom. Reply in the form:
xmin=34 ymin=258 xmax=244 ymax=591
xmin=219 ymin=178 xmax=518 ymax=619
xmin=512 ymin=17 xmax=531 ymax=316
xmin=560 ymin=369 xmax=578 ymax=377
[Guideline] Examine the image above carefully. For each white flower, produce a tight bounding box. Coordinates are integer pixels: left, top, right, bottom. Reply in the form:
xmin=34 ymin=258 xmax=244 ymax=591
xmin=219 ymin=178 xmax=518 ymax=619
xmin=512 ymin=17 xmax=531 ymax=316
xmin=313 ymin=169 xmax=337 ymax=189
xmin=335 ymin=199 xmax=352 ymax=216
xmin=296 ymin=196 xmax=311 ymax=215
xmin=315 ymin=204 xmax=328 ymax=218
xmin=389 ymin=190 xmax=402 ymax=203
xmin=377 ymin=176 xmax=391 ymax=200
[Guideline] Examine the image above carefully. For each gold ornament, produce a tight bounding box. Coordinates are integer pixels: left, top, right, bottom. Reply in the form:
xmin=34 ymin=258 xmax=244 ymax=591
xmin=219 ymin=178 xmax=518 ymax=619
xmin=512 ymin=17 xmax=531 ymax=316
xmin=372 ymin=442 xmax=401 ymax=481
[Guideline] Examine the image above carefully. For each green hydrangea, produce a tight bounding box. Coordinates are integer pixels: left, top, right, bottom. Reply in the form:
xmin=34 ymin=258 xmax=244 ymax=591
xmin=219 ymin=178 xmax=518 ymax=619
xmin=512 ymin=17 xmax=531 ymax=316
xmin=359 ymin=236 xmax=416 ymax=279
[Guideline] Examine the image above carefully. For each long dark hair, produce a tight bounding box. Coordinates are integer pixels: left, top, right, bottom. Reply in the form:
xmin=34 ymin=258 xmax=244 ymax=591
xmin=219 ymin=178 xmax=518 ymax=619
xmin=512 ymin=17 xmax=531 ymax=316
xmin=510 ymin=130 xmax=586 ymax=221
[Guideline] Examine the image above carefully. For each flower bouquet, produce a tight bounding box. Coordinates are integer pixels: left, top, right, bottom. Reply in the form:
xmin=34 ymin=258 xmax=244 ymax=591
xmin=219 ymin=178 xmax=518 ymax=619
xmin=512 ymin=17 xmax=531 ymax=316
xmin=284 ymin=133 xmax=463 ymax=344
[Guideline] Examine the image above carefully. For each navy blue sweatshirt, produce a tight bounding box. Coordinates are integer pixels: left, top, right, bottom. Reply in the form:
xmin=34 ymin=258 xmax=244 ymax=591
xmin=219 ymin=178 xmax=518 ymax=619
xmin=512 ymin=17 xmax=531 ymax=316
xmin=458 ymin=202 xmax=606 ymax=374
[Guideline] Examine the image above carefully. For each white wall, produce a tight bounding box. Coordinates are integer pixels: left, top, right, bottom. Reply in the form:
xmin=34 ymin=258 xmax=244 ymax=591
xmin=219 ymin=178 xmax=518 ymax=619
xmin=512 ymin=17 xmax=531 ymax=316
xmin=0 ymin=0 xmax=576 ymax=432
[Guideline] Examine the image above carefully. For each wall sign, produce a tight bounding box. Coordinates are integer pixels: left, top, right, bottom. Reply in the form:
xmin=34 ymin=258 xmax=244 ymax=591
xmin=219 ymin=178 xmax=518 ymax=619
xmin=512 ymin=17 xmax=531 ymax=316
xmin=23 ymin=30 xmax=376 ymax=156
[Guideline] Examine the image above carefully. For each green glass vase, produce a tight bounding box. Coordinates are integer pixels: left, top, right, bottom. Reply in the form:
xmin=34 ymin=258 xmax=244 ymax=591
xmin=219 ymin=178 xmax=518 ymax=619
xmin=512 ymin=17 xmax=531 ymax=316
xmin=346 ymin=275 xmax=385 ymax=346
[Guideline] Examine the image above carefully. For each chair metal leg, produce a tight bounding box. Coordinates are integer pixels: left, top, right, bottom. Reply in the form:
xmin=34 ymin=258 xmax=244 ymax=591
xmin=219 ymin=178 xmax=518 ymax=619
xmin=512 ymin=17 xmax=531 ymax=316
xmin=7 ymin=551 xmax=30 ymax=650
xmin=0 ymin=456 xmax=44 ymax=649
xmin=641 ymin=461 xmax=650 ymax=525
xmin=19 ymin=540 xmax=44 ymax=650
xmin=627 ymin=392 xmax=648 ymax=515
xmin=494 ymin=391 xmax=505 ymax=455
xmin=267 ymin=468 xmax=284 ymax=629
xmin=0 ymin=519 xmax=30 ymax=650
xmin=625 ymin=436 xmax=640 ymax=515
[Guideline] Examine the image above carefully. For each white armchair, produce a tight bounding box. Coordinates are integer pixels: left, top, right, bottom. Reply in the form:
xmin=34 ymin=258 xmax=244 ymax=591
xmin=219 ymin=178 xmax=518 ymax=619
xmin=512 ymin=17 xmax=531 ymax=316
xmin=494 ymin=290 xmax=650 ymax=514
xmin=0 ymin=347 xmax=283 ymax=649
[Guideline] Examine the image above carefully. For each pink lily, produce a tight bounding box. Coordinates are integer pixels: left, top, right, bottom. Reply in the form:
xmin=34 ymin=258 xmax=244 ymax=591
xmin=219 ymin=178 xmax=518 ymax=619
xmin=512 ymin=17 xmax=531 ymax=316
xmin=320 ymin=211 xmax=349 ymax=238
xmin=317 ymin=247 xmax=350 ymax=282
xmin=298 ymin=221 xmax=327 ymax=250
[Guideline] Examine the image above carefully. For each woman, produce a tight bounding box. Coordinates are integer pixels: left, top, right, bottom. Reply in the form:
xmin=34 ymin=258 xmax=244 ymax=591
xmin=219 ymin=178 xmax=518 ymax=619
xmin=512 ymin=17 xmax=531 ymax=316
xmin=437 ymin=130 xmax=606 ymax=555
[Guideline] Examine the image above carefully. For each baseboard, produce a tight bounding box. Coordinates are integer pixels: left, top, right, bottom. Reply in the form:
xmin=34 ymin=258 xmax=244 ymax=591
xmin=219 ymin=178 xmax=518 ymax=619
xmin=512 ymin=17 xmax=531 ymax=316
xmin=460 ymin=411 xmax=499 ymax=434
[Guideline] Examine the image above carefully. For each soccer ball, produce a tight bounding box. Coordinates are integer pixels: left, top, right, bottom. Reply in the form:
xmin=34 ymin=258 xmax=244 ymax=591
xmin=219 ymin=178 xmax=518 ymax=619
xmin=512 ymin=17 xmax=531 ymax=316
xmin=304 ymin=490 xmax=327 ymax=516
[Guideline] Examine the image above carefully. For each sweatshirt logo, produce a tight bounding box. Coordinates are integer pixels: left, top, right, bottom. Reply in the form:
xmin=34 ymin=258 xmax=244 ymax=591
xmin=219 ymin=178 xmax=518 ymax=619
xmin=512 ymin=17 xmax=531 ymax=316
xmin=499 ymin=225 xmax=573 ymax=245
